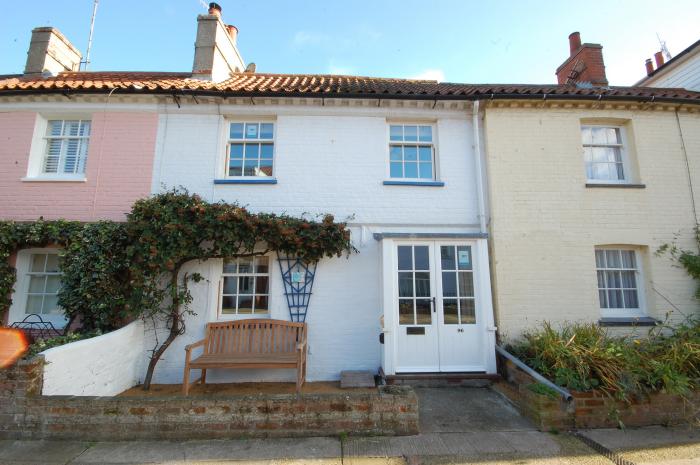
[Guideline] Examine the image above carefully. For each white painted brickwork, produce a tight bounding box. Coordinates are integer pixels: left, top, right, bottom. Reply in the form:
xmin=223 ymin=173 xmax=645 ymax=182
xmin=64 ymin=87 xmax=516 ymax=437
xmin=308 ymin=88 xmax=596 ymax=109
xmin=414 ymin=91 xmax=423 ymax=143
xmin=485 ymin=107 xmax=700 ymax=340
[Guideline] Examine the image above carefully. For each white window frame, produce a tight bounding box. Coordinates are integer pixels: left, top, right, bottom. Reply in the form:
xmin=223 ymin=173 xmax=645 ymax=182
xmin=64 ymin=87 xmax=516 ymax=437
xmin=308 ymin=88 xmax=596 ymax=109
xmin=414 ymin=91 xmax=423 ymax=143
xmin=581 ymin=124 xmax=631 ymax=184
xmin=386 ymin=122 xmax=439 ymax=182
xmin=23 ymin=115 xmax=91 ymax=182
xmin=595 ymin=247 xmax=647 ymax=318
xmin=7 ymin=248 xmax=68 ymax=328
xmin=218 ymin=255 xmax=271 ymax=318
xmin=224 ymin=120 xmax=276 ymax=179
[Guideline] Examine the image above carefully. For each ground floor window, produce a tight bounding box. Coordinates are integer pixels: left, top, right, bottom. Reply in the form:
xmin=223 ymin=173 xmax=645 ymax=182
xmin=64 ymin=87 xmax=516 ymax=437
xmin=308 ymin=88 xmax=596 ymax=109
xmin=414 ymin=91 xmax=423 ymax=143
xmin=24 ymin=252 xmax=62 ymax=316
xmin=221 ymin=256 xmax=270 ymax=315
xmin=595 ymin=247 xmax=644 ymax=316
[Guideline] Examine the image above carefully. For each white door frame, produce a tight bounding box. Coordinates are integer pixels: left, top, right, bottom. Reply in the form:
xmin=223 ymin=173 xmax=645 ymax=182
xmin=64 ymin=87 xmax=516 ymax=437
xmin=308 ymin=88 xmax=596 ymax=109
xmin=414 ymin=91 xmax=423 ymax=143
xmin=380 ymin=237 xmax=496 ymax=375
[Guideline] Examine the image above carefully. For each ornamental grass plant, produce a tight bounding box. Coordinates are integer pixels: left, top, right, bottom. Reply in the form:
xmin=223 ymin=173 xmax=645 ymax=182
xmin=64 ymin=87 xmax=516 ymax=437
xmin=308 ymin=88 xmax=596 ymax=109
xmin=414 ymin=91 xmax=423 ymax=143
xmin=510 ymin=318 xmax=700 ymax=400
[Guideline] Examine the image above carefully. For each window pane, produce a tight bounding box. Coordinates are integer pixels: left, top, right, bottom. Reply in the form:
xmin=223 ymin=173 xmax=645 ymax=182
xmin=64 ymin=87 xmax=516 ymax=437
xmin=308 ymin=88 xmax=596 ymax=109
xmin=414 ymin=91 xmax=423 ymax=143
xmin=390 ymin=125 xmax=403 ymax=141
xmin=458 ymin=272 xmax=474 ymax=297
xmin=245 ymin=123 xmax=259 ymax=139
xmin=48 ymin=120 xmax=63 ymax=137
xmin=390 ymin=145 xmax=402 ymax=161
xmin=390 ymin=162 xmax=403 ymax=178
xmin=46 ymin=253 xmax=59 ymax=272
xmin=398 ymin=272 xmax=414 ymax=297
xmin=415 ymin=299 xmax=431 ymax=324
xmin=414 ymin=272 xmax=431 ymax=297
xmin=260 ymin=143 xmax=274 ymax=159
xmin=221 ymin=296 xmax=236 ymax=313
xmin=238 ymin=258 xmax=253 ymax=273
xmin=223 ymin=261 xmax=236 ymax=273
xmin=591 ymin=147 xmax=613 ymax=163
xmin=418 ymin=126 xmax=432 ymax=142
xmin=404 ymin=162 xmax=418 ymax=178
xmin=28 ymin=276 xmax=46 ymax=293
xmin=404 ymin=126 xmax=418 ymax=142
xmin=228 ymin=159 xmax=243 ymax=176
xmin=623 ymin=290 xmax=639 ymax=309
xmin=230 ymin=143 xmax=244 ymax=159
xmin=44 ymin=139 xmax=62 ymax=173
xmin=597 ymin=270 xmax=605 ymax=288
xmin=442 ymin=272 xmax=457 ymax=297
xmin=45 ymin=275 xmax=61 ymax=293
xmin=605 ymin=250 xmax=621 ymax=268
xmin=621 ymin=271 xmax=636 ymax=288
xmin=414 ymin=246 xmax=429 ymax=270
xmin=254 ymin=295 xmax=269 ymax=313
xmin=460 ymin=299 xmax=476 ymax=324
xmin=26 ymin=295 xmax=44 ymax=314
xmin=598 ymin=290 xmax=608 ymax=308
xmin=591 ymin=127 xmax=608 ymax=145
xmin=418 ymin=146 xmax=432 ymax=161
xmin=245 ymin=144 xmax=260 ymax=159
xmin=244 ymin=160 xmax=258 ymax=176
xmin=595 ymin=250 xmax=606 ymax=268
xmin=223 ymin=276 xmax=237 ymax=294
xmin=399 ymin=299 xmax=414 ymax=325
xmin=581 ymin=127 xmax=592 ymax=144
xmin=606 ymin=271 xmax=621 ymax=288
xmin=441 ymin=246 xmax=456 ymax=270
xmin=65 ymin=121 xmax=80 ymax=137
xmin=591 ymin=163 xmax=611 ymax=180
xmin=419 ymin=162 xmax=432 ymax=179
xmin=443 ymin=299 xmax=458 ymax=324
xmin=259 ymin=159 xmax=273 ymax=176
xmin=43 ymin=295 xmax=60 ymax=314
xmin=457 ymin=246 xmax=472 ymax=270
xmin=238 ymin=296 xmax=253 ymax=313
xmin=238 ymin=276 xmax=254 ymax=294
xmin=615 ymin=163 xmax=625 ymax=180
xmin=398 ymin=246 xmax=412 ymax=270
xmin=260 ymin=123 xmax=274 ymax=139
xmin=255 ymin=257 xmax=269 ymax=273
xmin=404 ymin=146 xmax=417 ymax=161
xmin=621 ymin=251 xmax=636 ymax=268
xmin=230 ymin=123 xmax=244 ymax=139
xmin=63 ymin=139 xmax=79 ymax=174
xmin=608 ymin=289 xmax=623 ymax=308
xmin=79 ymin=121 xmax=91 ymax=137
xmin=30 ymin=254 xmax=46 ymax=272
xmin=255 ymin=276 xmax=269 ymax=294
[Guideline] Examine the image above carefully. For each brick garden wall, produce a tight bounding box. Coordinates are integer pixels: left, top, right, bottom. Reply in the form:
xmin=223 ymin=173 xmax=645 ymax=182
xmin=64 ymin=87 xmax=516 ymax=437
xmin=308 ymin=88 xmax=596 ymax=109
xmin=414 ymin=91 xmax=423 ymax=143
xmin=494 ymin=356 xmax=700 ymax=431
xmin=1 ymin=358 xmax=418 ymax=440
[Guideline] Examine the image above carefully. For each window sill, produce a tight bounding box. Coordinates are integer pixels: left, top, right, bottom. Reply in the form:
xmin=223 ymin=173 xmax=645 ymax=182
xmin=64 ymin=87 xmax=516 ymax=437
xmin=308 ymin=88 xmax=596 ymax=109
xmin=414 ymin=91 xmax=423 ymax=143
xmin=383 ymin=180 xmax=445 ymax=187
xmin=214 ymin=178 xmax=278 ymax=185
xmin=598 ymin=317 xmax=658 ymax=327
xmin=585 ymin=183 xmax=646 ymax=189
xmin=21 ymin=176 xmax=87 ymax=183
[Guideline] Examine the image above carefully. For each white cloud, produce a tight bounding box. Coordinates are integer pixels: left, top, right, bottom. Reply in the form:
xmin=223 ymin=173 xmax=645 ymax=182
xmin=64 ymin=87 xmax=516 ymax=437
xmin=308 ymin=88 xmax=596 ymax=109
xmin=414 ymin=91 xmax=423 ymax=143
xmin=411 ymin=69 xmax=446 ymax=82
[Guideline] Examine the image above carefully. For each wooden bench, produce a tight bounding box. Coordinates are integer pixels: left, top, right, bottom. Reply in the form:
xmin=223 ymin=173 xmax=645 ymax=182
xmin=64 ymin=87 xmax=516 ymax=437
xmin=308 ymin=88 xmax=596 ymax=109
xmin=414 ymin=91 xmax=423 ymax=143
xmin=182 ymin=319 xmax=307 ymax=395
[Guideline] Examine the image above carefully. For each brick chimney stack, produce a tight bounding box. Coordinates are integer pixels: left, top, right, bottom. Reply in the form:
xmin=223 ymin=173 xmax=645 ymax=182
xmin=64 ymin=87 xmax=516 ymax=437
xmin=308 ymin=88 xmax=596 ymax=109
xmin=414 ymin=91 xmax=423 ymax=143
xmin=645 ymin=58 xmax=654 ymax=76
xmin=555 ymin=32 xmax=608 ymax=87
xmin=192 ymin=2 xmax=245 ymax=82
xmin=24 ymin=27 xmax=82 ymax=75
xmin=654 ymin=51 xmax=665 ymax=68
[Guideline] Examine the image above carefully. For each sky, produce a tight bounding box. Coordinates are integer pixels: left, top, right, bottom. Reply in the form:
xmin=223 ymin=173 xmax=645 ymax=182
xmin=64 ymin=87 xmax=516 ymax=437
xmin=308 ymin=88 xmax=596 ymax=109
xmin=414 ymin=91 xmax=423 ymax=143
xmin=1 ymin=0 xmax=698 ymax=86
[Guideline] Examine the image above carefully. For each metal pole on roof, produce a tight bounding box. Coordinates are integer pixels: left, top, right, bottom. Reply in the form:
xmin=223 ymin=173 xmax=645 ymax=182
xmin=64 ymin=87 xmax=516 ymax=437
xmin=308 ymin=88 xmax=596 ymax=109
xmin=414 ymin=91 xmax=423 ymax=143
xmin=81 ymin=0 xmax=99 ymax=70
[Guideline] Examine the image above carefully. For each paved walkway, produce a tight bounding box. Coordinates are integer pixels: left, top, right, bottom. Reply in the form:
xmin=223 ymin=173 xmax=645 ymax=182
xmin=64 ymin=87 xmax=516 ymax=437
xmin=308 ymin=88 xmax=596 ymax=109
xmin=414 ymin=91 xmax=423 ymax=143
xmin=0 ymin=387 xmax=697 ymax=464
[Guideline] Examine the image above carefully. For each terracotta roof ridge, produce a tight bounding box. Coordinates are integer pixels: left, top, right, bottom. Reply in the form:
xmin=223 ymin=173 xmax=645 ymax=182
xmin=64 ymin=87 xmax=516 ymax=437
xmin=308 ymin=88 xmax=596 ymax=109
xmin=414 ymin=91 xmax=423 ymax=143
xmin=226 ymin=72 xmax=438 ymax=83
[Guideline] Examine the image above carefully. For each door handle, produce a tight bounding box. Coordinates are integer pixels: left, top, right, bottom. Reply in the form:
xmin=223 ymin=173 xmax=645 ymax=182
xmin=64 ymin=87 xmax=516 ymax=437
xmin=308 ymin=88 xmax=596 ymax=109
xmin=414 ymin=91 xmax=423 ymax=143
xmin=431 ymin=297 xmax=436 ymax=313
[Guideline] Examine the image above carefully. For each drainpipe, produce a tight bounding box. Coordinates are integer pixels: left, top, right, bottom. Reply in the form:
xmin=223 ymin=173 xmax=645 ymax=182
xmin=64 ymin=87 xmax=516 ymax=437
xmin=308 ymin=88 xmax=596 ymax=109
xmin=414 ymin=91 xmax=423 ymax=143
xmin=472 ymin=101 xmax=487 ymax=233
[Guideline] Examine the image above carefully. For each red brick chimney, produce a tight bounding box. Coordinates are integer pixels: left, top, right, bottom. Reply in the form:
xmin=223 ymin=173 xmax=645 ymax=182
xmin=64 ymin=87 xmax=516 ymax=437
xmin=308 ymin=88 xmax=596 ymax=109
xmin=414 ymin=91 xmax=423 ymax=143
xmin=654 ymin=51 xmax=665 ymax=68
xmin=555 ymin=32 xmax=608 ymax=86
xmin=645 ymin=58 xmax=654 ymax=76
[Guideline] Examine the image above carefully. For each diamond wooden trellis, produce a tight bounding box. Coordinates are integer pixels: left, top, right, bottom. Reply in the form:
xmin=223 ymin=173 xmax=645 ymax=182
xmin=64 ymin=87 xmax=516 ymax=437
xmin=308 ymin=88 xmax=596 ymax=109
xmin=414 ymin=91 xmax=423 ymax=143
xmin=277 ymin=254 xmax=317 ymax=322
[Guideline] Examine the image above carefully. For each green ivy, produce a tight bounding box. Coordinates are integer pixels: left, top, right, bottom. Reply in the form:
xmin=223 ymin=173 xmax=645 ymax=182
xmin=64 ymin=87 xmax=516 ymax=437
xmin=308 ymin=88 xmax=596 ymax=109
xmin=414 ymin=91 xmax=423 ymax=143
xmin=1 ymin=189 xmax=356 ymax=388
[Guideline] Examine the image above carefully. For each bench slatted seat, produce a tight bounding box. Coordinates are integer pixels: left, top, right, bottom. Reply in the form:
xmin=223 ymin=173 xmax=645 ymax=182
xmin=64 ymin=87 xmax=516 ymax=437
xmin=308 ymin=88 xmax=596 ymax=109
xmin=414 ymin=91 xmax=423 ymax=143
xmin=182 ymin=319 xmax=307 ymax=395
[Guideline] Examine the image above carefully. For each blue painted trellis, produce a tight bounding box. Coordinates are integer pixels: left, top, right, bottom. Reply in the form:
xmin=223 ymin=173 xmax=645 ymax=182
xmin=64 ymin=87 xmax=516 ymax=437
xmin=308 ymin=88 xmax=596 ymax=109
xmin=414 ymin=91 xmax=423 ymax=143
xmin=277 ymin=254 xmax=317 ymax=322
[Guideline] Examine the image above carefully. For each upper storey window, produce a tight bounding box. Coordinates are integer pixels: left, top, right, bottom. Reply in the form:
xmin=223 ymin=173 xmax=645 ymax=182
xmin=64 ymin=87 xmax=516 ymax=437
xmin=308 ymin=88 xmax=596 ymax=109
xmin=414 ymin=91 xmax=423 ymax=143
xmin=581 ymin=125 xmax=628 ymax=183
xmin=41 ymin=120 xmax=91 ymax=177
xmin=227 ymin=122 xmax=275 ymax=178
xmin=389 ymin=124 xmax=435 ymax=181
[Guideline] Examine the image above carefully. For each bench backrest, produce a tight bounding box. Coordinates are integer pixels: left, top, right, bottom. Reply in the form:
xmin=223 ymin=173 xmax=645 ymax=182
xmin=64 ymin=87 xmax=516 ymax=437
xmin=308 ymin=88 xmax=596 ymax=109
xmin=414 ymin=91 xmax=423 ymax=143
xmin=204 ymin=319 xmax=307 ymax=355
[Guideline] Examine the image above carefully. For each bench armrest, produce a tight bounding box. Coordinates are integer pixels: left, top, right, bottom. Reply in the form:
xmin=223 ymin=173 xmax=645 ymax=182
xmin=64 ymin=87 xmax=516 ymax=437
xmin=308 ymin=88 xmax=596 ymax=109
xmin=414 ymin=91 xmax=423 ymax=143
xmin=185 ymin=339 xmax=206 ymax=352
xmin=296 ymin=340 xmax=307 ymax=351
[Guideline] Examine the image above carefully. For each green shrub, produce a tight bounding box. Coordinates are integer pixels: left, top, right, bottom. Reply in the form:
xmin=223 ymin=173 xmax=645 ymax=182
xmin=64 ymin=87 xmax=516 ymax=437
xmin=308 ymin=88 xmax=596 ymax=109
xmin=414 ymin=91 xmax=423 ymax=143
xmin=510 ymin=319 xmax=700 ymax=400
xmin=24 ymin=331 xmax=101 ymax=358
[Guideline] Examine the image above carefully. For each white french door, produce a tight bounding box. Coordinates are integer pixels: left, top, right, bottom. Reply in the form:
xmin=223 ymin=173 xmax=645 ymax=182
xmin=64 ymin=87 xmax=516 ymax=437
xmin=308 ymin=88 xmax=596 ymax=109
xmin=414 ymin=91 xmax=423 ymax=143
xmin=394 ymin=241 xmax=485 ymax=373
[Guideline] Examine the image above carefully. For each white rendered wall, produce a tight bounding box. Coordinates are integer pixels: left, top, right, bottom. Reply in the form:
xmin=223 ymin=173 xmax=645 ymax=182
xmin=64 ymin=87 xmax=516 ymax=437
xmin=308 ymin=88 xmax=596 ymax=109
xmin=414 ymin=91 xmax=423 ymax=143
xmin=41 ymin=321 xmax=145 ymax=396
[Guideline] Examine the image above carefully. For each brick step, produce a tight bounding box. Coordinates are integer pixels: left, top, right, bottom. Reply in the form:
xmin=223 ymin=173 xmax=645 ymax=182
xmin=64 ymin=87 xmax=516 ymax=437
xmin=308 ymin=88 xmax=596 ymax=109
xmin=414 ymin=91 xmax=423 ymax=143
xmin=380 ymin=368 xmax=501 ymax=387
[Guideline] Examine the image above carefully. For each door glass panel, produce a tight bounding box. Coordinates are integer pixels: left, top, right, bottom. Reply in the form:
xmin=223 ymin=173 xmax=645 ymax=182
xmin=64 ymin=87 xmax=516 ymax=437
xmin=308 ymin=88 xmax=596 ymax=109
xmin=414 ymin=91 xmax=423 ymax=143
xmin=460 ymin=299 xmax=476 ymax=324
xmin=441 ymin=246 xmax=456 ymax=270
xmin=414 ymin=272 xmax=431 ymax=297
xmin=399 ymin=300 xmax=414 ymax=324
xmin=415 ymin=299 xmax=432 ymax=324
xmin=442 ymin=272 xmax=457 ymax=297
xmin=458 ymin=272 xmax=474 ymax=297
xmin=457 ymin=246 xmax=472 ymax=270
xmin=443 ymin=299 xmax=458 ymax=324
xmin=398 ymin=272 xmax=414 ymax=297
xmin=398 ymin=246 xmax=413 ymax=270
xmin=414 ymin=246 xmax=429 ymax=270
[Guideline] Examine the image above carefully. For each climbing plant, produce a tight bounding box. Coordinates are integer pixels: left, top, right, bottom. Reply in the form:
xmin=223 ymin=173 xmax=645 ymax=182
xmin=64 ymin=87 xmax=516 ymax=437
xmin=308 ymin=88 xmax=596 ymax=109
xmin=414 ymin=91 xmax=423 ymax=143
xmin=658 ymin=226 xmax=700 ymax=299
xmin=0 ymin=189 xmax=355 ymax=389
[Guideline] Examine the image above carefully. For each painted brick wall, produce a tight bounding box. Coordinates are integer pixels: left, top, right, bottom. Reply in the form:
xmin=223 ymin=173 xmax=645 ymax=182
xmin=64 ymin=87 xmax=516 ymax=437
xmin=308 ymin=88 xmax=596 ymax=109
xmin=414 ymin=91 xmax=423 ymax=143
xmin=484 ymin=106 xmax=700 ymax=340
xmin=0 ymin=111 xmax=158 ymax=221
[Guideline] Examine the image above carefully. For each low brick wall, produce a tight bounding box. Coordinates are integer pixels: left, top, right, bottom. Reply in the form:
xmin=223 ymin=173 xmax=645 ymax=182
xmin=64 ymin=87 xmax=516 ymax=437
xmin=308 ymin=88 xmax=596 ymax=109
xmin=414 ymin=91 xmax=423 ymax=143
xmin=494 ymin=355 xmax=700 ymax=431
xmin=1 ymin=358 xmax=418 ymax=440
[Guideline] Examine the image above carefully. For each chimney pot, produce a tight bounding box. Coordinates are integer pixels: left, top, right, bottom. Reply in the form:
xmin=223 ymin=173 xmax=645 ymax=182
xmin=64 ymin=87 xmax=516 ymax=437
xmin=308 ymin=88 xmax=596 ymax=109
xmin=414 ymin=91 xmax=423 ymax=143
xmin=226 ymin=24 xmax=238 ymax=44
xmin=645 ymin=58 xmax=654 ymax=76
xmin=569 ymin=31 xmax=581 ymax=57
xmin=208 ymin=2 xmax=222 ymax=17
xmin=654 ymin=51 xmax=665 ymax=68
